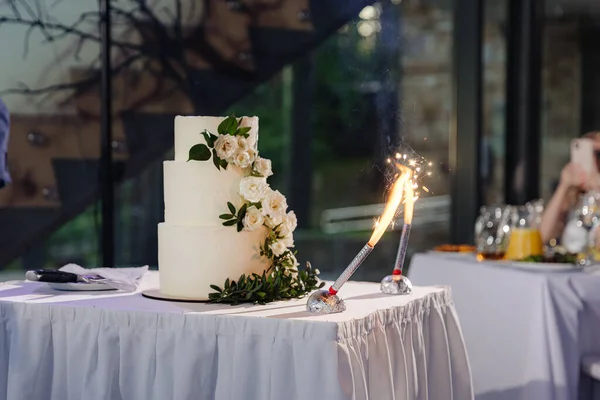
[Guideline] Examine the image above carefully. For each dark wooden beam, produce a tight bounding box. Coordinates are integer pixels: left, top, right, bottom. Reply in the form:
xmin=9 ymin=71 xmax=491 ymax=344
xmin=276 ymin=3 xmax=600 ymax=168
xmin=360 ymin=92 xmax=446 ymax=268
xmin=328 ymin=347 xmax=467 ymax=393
xmin=450 ymin=0 xmax=483 ymax=244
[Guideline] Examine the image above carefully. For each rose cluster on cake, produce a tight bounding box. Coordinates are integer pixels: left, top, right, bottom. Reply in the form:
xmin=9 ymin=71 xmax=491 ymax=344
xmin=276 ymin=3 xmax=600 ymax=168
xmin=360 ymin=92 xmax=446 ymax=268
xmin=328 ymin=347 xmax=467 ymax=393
xmin=182 ymin=114 xmax=322 ymax=304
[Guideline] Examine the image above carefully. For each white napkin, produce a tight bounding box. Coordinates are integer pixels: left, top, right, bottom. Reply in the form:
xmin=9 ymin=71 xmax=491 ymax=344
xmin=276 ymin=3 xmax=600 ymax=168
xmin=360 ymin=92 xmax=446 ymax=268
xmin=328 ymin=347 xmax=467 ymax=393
xmin=60 ymin=264 xmax=149 ymax=290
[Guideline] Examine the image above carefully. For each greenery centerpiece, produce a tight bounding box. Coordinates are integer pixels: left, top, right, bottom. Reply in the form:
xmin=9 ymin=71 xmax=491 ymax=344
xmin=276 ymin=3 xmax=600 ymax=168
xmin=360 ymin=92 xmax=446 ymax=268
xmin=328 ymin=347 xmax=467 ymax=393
xmin=188 ymin=115 xmax=323 ymax=304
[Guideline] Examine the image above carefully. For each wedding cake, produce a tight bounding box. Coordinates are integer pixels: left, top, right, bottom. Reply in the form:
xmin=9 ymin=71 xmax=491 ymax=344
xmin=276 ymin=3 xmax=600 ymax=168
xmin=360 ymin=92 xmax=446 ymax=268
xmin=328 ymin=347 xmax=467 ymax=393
xmin=158 ymin=115 xmax=298 ymax=299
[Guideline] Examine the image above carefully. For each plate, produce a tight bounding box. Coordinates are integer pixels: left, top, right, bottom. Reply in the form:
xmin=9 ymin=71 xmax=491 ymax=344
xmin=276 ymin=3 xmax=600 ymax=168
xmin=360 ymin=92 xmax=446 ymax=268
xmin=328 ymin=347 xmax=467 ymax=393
xmin=46 ymin=282 xmax=116 ymax=291
xmin=508 ymin=262 xmax=582 ymax=272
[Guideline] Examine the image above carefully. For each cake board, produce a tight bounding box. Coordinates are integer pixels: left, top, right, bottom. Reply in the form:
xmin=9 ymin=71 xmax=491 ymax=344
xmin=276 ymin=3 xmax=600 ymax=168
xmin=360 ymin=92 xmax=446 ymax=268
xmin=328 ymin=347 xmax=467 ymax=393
xmin=142 ymin=289 xmax=210 ymax=303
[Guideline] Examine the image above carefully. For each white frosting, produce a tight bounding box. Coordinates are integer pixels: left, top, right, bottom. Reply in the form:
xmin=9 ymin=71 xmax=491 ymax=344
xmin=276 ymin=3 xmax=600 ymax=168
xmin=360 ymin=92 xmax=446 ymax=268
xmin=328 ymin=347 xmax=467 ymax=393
xmin=163 ymin=161 xmax=246 ymax=226
xmin=159 ymin=115 xmax=267 ymax=298
xmin=158 ymin=223 xmax=268 ymax=299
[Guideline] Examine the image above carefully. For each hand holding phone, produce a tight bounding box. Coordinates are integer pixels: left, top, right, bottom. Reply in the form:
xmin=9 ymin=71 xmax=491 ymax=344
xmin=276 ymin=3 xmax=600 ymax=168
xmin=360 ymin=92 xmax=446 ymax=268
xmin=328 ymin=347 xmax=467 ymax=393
xmin=571 ymin=138 xmax=598 ymax=175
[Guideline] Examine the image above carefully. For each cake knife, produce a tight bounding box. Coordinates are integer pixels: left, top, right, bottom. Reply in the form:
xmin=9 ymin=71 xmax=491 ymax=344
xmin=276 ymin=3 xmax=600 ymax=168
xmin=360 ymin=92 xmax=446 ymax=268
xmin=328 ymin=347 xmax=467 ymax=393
xmin=25 ymin=269 xmax=137 ymax=292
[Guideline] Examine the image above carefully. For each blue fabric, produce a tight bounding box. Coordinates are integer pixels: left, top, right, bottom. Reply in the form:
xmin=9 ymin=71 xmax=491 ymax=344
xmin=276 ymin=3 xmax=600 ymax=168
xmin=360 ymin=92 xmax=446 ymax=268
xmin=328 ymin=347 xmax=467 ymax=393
xmin=0 ymin=98 xmax=9 ymax=188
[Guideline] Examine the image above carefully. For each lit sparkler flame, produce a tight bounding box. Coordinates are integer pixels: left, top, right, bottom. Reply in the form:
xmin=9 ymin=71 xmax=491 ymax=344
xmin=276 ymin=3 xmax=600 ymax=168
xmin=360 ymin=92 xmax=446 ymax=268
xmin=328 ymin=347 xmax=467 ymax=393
xmin=368 ymin=172 xmax=408 ymax=246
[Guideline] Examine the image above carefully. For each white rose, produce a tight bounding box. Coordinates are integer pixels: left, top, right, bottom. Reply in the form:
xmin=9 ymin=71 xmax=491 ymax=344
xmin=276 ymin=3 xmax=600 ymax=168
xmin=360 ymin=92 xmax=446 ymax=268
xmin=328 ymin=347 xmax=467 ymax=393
xmin=239 ymin=176 xmax=269 ymax=203
xmin=243 ymin=206 xmax=264 ymax=231
xmin=234 ymin=151 xmax=252 ymax=168
xmin=278 ymin=211 xmax=297 ymax=237
xmin=239 ymin=117 xmax=258 ymax=148
xmin=269 ymin=240 xmax=287 ymax=256
xmin=281 ymin=235 xmax=294 ymax=248
xmin=264 ymin=215 xmax=282 ymax=228
xmin=237 ymin=137 xmax=250 ymax=152
xmin=214 ymin=135 xmax=238 ymax=160
xmin=246 ymin=148 xmax=257 ymax=163
xmin=263 ymin=189 xmax=288 ymax=220
xmin=253 ymin=157 xmax=273 ymax=178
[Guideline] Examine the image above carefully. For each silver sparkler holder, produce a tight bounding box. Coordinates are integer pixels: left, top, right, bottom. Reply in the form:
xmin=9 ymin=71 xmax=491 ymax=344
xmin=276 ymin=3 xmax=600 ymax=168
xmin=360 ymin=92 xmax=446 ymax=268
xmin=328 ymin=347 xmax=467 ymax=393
xmin=306 ymin=244 xmax=373 ymax=314
xmin=380 ymin=223 xmax=413 ymax=295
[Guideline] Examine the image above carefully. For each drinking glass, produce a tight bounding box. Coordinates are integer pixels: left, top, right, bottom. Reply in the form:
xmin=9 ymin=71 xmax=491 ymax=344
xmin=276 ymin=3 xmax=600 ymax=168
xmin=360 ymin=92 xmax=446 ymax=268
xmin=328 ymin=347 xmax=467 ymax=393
xmin=475 ymin=205 xmax=511 ymax=261
xmin=505 ymin=205 xmax=544 ymax=260
xmin=578 ymin=191 xmax=600 ymax=265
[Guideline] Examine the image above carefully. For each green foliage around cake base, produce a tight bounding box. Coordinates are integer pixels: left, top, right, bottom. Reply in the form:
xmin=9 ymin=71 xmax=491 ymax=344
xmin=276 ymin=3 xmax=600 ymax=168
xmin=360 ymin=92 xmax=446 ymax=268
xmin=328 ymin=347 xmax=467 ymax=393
xmin=207 ymin=264 xmax=324 ymax=305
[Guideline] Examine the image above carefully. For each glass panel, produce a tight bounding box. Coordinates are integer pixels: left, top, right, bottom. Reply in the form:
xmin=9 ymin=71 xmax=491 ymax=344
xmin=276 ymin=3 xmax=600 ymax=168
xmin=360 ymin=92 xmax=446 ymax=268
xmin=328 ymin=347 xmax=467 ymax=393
xmin=0 ymin=1 xmax=102 ymax=278
xmin=482 ymin=0 xmax=507 ymax=205
xmin=540 ymin=0 xmax=600 ymax=244
xmin=0 ymin=0 xmax=457 ymax=285
xmin=221 ymin=0 xmax=456 ymax=281
xmin=540 ymin=10 xmax=581 ymax=201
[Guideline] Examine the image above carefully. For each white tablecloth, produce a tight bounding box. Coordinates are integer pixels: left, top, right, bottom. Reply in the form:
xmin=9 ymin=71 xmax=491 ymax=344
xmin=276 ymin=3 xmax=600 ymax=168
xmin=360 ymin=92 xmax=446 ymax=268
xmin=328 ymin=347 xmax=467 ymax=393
xmin=0 ymin=272 xmax=472 ymax=400
xmin=408 ymin=252 xmax=600 ymax=400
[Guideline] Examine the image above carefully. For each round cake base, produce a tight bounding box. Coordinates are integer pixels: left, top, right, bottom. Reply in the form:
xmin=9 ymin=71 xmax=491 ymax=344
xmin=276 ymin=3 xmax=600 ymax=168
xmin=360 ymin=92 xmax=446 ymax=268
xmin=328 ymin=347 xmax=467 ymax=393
xmin=141 ymin=289 xmax=210 ymax=303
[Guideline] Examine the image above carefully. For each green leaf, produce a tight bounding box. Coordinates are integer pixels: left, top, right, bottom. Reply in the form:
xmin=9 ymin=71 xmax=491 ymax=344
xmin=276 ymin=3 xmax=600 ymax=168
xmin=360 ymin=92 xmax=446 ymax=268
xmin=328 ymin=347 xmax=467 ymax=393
xmin=212 ymin=149 xmax=221 ymax=170
xmin=227 ymin=202 xmax=236 ymax=215
xmin=219 ymin=214 xmax=234 ymax=220
xmin=220 ymin=158 xmax=228 ymax=169
xmin=237 ymin=221 xmax=243 ymax=232
xmin=206 ymin=248 xmax=322 ymax=305
xmin=209 ymin=285 xmax=222 ymax=293
xmin=218 ymin=115 xmax=238 ymax=135
xmin=223 ymin=220 xmax=237 ymax=227
xmin=237 ymin=203 xmax=248 ymax=219
xmin=188 ymin=144 xmax=211 ymax=161
xmin=237 ymin=126 xmax=251 ymax=137
xmin=202 ymin=130 xmax=216 ymax=147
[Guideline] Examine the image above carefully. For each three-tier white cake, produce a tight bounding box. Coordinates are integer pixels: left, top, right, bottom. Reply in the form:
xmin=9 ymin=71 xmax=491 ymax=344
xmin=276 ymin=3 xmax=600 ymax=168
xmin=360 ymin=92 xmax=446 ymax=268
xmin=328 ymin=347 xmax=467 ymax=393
xmin=158 ymin=116 xmax=268 ymax=299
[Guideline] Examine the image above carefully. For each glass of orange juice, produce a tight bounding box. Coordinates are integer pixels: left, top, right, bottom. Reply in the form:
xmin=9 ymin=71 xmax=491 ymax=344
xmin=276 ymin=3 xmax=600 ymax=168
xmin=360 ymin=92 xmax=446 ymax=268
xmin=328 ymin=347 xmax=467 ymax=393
xmin=505 ymin=206 xmax=543 ymax=260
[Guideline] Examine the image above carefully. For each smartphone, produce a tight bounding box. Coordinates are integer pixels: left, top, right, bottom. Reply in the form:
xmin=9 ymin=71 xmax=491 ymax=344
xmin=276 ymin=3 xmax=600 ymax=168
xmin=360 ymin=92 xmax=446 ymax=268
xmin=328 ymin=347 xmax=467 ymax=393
xmin=571 ymin=138 xmax=598 ymax=174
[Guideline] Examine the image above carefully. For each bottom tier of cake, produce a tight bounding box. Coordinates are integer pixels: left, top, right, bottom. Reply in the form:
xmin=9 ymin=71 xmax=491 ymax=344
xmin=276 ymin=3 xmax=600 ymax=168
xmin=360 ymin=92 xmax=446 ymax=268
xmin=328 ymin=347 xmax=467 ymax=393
xmin=158 ymin=223 xmax=268 ymax=299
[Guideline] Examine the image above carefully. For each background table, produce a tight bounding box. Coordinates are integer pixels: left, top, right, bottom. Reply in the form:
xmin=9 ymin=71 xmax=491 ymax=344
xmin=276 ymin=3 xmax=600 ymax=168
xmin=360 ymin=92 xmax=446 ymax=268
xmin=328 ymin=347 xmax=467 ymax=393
xmin=408 ymin=252 xmax=600 ymax=400
xmin=0 ymin=272 xmax=472 ymax=400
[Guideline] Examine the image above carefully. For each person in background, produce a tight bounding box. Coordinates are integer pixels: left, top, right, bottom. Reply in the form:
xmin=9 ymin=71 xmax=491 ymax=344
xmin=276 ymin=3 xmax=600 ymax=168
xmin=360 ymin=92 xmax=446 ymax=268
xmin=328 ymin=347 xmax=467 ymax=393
xmin=0 ymin=98 xmax=10 ymax=189
xmin=540 ymin=131 xmax=600 ymax=247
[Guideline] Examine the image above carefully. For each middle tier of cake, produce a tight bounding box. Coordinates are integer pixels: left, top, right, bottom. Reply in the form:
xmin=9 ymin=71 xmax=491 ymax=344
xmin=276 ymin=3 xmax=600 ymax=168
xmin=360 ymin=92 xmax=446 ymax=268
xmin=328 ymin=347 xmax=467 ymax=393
xmin=163 ymin=160 xmax=247 ymax=226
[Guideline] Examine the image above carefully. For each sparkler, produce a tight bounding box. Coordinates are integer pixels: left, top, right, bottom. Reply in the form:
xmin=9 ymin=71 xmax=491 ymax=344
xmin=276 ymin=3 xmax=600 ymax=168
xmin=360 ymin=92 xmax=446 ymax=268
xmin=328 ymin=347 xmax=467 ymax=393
xmin=381 ymin=166 xmax=415 ymax=295
xmin=306 ymin=173 xmax=408 ymax=314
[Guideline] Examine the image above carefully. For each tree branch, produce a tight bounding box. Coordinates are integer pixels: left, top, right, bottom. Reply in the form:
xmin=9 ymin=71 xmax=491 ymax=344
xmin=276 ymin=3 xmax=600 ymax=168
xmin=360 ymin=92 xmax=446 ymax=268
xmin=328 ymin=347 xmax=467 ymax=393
xmin=0 ymin=54 xmax=142 ymax=97
xmin=0 ymin=16 xmax=140 ymax=51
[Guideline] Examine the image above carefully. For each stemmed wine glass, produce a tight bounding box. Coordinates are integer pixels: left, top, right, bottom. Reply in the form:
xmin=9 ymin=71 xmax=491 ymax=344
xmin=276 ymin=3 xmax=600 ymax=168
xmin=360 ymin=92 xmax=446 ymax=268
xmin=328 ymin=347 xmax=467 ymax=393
xmin=578 ymin=191 xmax=600 ymax=265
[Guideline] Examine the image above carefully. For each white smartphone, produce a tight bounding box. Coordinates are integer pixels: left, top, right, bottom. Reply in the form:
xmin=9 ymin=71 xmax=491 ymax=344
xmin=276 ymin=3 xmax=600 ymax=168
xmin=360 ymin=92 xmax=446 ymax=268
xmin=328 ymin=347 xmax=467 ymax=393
xmin=571 ymin=138 xmax=598 ymax=175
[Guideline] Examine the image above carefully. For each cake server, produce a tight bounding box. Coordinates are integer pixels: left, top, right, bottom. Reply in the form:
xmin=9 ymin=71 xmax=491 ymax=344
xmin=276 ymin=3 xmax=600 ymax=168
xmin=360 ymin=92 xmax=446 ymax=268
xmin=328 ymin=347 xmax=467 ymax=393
xmin=25 ymin=269 xmax=137 ymax=292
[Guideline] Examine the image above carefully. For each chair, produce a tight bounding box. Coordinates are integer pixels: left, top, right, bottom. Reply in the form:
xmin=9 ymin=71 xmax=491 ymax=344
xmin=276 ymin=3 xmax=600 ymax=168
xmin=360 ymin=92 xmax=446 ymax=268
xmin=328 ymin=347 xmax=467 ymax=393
xmin=582 ymin=356 xmax=600 ymax=400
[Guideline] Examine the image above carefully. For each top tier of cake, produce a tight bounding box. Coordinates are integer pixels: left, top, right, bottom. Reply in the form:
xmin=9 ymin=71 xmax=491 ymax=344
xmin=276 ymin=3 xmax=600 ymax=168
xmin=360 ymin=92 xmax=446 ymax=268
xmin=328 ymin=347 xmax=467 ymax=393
xmin=174 ymin=116 xmax=258 ymax=161
xmin=164 ymin=116 xmax=259 ymax=227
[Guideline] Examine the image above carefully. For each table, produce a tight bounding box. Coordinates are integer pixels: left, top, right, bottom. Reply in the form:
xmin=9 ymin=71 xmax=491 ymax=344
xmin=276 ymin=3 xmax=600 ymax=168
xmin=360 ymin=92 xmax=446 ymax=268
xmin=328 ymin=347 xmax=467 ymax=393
xmin=408 ymin=252 xmax=600 ymax=400
xmin=0 ymin=272 xmax=472 ymax=400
